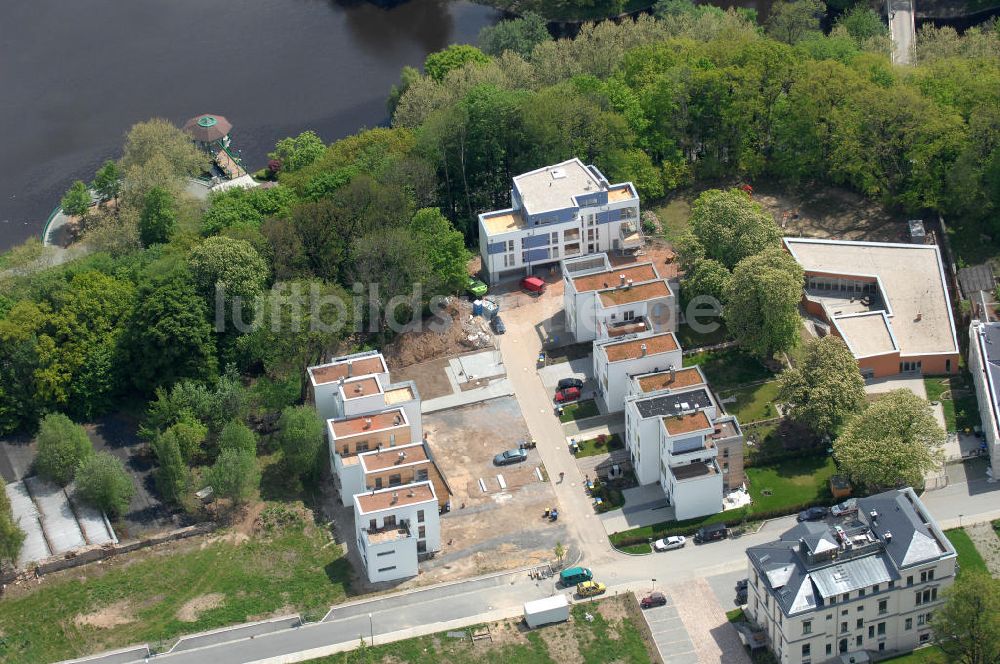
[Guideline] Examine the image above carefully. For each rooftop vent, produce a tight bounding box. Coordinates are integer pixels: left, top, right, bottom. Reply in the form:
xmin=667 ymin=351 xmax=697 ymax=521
xmin=551 ymin=168 xmax=567 ymax=180
xmin=347 ymin=362 xmax=353 ymax=378
xmin=627 ymin=279 xmax=633 ymax=289
xmin=354 ymin=384 xmax=363 ymax=393
xmin=640 ymin=343 xmax=648 ymax=357
xmin=669 ymin=365 xmax=676 ymax=380
xmin=391 ymin=491 xmax=398 ymax=504
xmin=870 ymin=509 xmax=879 ymax=522
xmin=394 ymin=414 xmax=402 ymax=425
xmin=884 ymin=531 xmax=892 ymax=542
xmin=408 ymin=488 xmax=416 ymax=497
xmin=398 ymin=451 xmax=407 ymax=462
xmin=619 ymin=274 xmax=626 ymax=286
xmin=363 ymin=418 xmax=372 ymax=430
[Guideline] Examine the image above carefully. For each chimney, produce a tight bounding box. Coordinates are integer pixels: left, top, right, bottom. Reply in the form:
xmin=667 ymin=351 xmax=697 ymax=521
xmin=354 ymin=384 xmax=363 ymax=394
xmin=347 ymin=362 xmax=353 ymax=378
xmin=640 ymin=343 xmax=647 ymax=357
xmin=669 ymin=364 xmax=676 ymax=381
xmin=391 ymin=491 xmax=398 ymax=504
xmin=363 ymin=418 xmax=372 ymax=430
xmin=870 ymin=509 xmax=878 ymax=522
xmin=619 ymin=274 xmax=626 ymax=287
xmin=408 ymin=488 xmax=416 ymax=497
xmin=883 ymin=531 xmax=892 ymax=542
xmin=627 ymin=279 xmax=633 ymax=289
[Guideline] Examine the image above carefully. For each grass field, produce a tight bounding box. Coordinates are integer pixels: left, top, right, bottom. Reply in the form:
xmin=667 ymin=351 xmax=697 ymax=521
xmin=718 ymin=381 xmax=781 ymax=424
xmin=650 ymin=197 xmax=692 ymax=242
xmin=881 ymin=646 xmax=943 ymax=663
xmin=559 ymin=400 xmax=600 ymax=423
xmin=0 ymin=514 xmax=349 ymax=664
xmin=306 ymin=600 xmax=654 ymax=664
xmin=683 ymin=348 xmax=774 ymax=392
xmin=574 ymin=434 xmax=623 ymax=458
xmin=944 ymin=528 xmax=990 ymax=575
xmin=746 ymin=456 xmax=837 ymax=512
xmin=923 ymin=376 xmax=980 ymax=434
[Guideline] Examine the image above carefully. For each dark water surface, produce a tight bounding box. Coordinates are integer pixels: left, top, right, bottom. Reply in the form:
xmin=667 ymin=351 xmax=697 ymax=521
xmin=0 ymin=0 xmax=498 ymax=250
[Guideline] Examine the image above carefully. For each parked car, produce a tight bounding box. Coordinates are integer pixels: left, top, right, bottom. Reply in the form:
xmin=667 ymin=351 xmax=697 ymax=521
xmin=653 ymin=535 xmax=686 ymax=552
xmin=466 ymin=277 xmax=488 ymax=298
xmin=559 ymin=566 xmax=593 ymax=587
xmin=576 ymin=581 xmax=607 ymax=598
xmin=831 ymin=499 xmax=859 ymax=517
xmin=694 ymin=523 xmax=728 ymax=543
xmin=555 ymin=386 xmax=581 ymax=403
xmin=490 ymin=315 xmax=506 ymax=335
xmin=520 ymin=275 xmax=546 ymax=294
xmin=493 ymin=448 xmax=528 ymax=466
xmin=640 ymin=592 xmax=667 ymax=609
xmin=797 ymin=506 xmax=829 ymax=522
xmin=557 ymin=377 xmax=584 ymax=390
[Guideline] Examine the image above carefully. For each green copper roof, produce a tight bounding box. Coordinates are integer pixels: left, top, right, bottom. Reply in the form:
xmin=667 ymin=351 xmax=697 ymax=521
xmin=197 ymin=115 xmax=218 ymax=128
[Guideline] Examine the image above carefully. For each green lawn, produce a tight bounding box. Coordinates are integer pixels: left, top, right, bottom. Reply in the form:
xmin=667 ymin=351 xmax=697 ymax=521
xmin=718 ymin=381 xmax=781 ymax=423
xmin=307 ymin=599 xmax=654 ymax=664
xmin=726 ymin=608 xmax=746 ymax=623
xmin=944 ymin=528 xmax=990 ymax=575
xmin=683 ymin=348 xmax=774 ymax=391
xmin=617 ymin=542 xmax=652 ymax=555
xmin=0 ymin=514 xmax=349 ymax=663
xmin=574 ymin=434 xmax=624 ymax=458
xmin=881 ymin=646 xmax=944 ymax=663
xmin=559 ymin=399 xmax=600 ymax=423
xmin=650 ymin=197 xmax=692 ymax=242
xmin=675 ymin=320 xmax=730 ymax=350
xmin=924 ymin=376 xmax=980 ymax=433
xmin=746 ymin=456 xmax=837 ymax=512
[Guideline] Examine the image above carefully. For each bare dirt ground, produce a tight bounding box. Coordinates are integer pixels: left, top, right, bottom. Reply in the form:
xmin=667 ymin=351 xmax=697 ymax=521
xmin=389 ymin=357 xmax=454 ymax=400
xmin=383 ymin=298 xmax=493 ymax=370
xmin=176 ymin=592 xmax=225 ymax=622
xmin=74 ymin=600 xmax=136 ymax=629
xmin=413 ymin=397 xmax=567 ymax=585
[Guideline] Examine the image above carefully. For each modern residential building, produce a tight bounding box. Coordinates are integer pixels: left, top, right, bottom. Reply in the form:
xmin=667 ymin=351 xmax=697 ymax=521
xmin=623 ymin=367 xmax=744 ymax=519
xmin=328 ymin=409 xmax=415 ymax=506
xmin=561 ymin=254 xmax=676 ymax=343
xmin=626 ymin=366 xmax=745 ymax=490
xmin=353 ymin=482 xmax=441 ymax=583
xmin=477 ymin=158 xmax=641 ymax=284
xmin=784 ymin=238 xmax=959 ymax=380
xmin=966 ymin=319 xmax=1000 ymax=478
xmin=593 ymin=331 xmax=682 ymax=413
xmin=358 ymin=441 xmax=451 ymax=511
xmin=746 ymin=488 xmax=956 ymax=664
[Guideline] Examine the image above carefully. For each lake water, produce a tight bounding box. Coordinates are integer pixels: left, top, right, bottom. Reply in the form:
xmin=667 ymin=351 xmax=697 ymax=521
xmin=0 ymin=0 xmax=499 ymax=250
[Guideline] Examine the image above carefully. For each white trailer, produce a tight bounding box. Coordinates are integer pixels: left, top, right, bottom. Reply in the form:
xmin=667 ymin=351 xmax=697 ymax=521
xmin=523 ymin=594 xmax=570 ymax=628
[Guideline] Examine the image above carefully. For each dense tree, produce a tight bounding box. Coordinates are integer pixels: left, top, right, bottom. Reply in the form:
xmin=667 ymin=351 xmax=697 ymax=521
xmin=75 ymin=452 xmax=135 ymax=517
xmin=724 ymin=247 xmax=804 ymax=357
xmin=689 ymin=189 xmax=782 ymax=270
xmin=834 ymin=389 xmax=945 ymax=489
xmin=778 ymin=336 xmax=865 ymax=437
xmin=127 ymin=269 xmax=218 ymax=393
xmin=834 ymin=6 xmax=889 ymax=46
xmin=680 ymin=258 xmax=730 ymax=309
xmin=219 ymin=420 xmax=257 ymax=455
xmin=210 ymin=448 xmax=260 ymax=505
xmin=236 ymin=279 xmax=354 ymax=389
xmin=478 ymin=12 xmax=551 ymax=58
xmin=143 ymin=368 xmax=248 ymax=439
xmin=0 ymin=477 xmax=25 ymax=566
xmin=120 ymin=118 xmax=206 ymax=177
xmin=0 ymin=302 xmax=44 ymax=434
xmin=932 ymin=572 xmax=1000 ymax=664
xmin=276 ymin=406 xmax=323 ymax=478
xmin=188 ymin=237 xmax=269 ymax=329
xmin=60 ymin=180 xmax=91 ymax=217
xmin=92 ymin=160 xmax=122 ymax=204
xmin=410 ymin=207 xmax=470 ymax=294
xmin=164 ymin=416 xmax=208 ymax=464
xmin=261 ymin=217 xmax=310 ymax=280
xmin=200 ymin=186 xmax=297 ymax=235
xmin=350 ymin=227 xmax=432 ymax=335
xmin=767 ymin=0 xmax=825 ymax=44
xmin=152 ymin=429 xmax=188 ymax=504
xmin=269 ymin=130 xmax=326 ymax=172
xmin=139 ymin=187 xmax=177 ymax=246
xmin=35 ymin=413 xmax=93 ymax=486
xmin=424 ymin=45 xmax=490 ymax=82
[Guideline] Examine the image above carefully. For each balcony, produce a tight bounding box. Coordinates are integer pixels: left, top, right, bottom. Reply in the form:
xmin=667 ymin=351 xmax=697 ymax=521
xmin=564 ymin=228 xmax=580 ymax=242
xmin=362 ymin=520 xmax=412 ymax=547
xmin=668 ymin=459 xmax=721 ymax=482
xmin=564 ymin=242 xmax=582 ymax=256
xmin=667 ymin=439 xmax=717 ymax=464
xmin=619 ymin=221 xmax=643 ymax=249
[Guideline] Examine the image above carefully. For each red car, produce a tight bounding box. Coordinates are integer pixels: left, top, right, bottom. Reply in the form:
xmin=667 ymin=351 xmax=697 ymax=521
xmin=520 ymin=276 xmax=546 ymax=294
xmin=555 ymin=386 xmax=581 ymax=403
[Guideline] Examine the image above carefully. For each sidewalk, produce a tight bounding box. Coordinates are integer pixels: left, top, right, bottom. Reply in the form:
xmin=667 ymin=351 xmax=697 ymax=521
xmin=420 ymin=378 xmax=513 ymax=413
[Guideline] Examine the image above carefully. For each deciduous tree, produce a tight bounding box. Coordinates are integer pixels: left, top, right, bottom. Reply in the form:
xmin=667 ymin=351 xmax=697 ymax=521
xmin=219 ymin=420 xmax=257 ymax=455
xmin=60 ymin=181 xmax=91 ymax=217
xmin=932 ymin=572 xmax=1000 ymax=664
xmin=92 ymin=160 xmax=122 ymax=204
xmin=35 ymin=413 xmax=93 ymax=486
xmin=269 ymin=131 xmax=325 ymax=173
xmin=152 ymin=429 xmax=188 ymax=504
xmin=0 ymin=477 xmax=24 ymax=566
xmin=833 ymin=389 xmax=945 ymax=489
xmin=424 ymin=45 xmax=490 ymax=82
xmin=75 ymin=452 xmax=135 ymax=517
xmin=767 ymin=0 xmax=825 ymax=44
xmin=277 ymin=406 xmax=323 ymax=478
xmin=680 ymin=258 xmax=730 ymax=309
xmin=689 ymin=189 xmax=782 ymax=269
xmin=210 ymin=448 xmax=260 ymax=505
xmin=139 ymin=186 xmax=177 ymax=246
xmin=478 ymin=12 xmax=551 ymax=58
xmin=778 ymin=336 xmax=865 ymax=437
xmin=724 ymin=247 xmax=803 ymax=357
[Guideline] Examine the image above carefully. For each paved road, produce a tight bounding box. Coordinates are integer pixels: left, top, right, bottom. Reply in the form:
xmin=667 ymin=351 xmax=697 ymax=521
xmin=888 ymin=0 xmax=916 ymax=64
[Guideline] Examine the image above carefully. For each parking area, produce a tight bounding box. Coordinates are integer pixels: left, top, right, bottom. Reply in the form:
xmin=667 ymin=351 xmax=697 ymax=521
xmin=418 ymin=396 xmax=568 ymax=583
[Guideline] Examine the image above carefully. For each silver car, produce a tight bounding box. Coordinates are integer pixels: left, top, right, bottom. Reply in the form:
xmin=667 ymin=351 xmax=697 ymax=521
xmin=653 ymin=535 xmax=686 ymax=551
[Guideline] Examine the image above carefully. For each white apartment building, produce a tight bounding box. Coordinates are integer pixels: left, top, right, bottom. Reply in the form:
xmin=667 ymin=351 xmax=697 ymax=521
xmin=353 ymin=481 xmax=441 ymax=583
xmin=478 ymin=158 xmax=642 ymax=284
xmin=746 ymin=488 xmax=956 ymax=664
xmin=623 ymin=366 xmax=743 ymax=520
xmin=561 ymin=254 xmax=676 ymax=343
xmin=967 ymin=320 xmax=1000 ymax=479
xmin=593 ymin=331 xmax=683 ymax=413
xmin=328 ymin=409 xmax=415 ymax=506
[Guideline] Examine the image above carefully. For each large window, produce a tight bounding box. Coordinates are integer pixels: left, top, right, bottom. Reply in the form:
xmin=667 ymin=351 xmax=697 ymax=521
xmin=803 ymin=621 xmax=812 ymax=635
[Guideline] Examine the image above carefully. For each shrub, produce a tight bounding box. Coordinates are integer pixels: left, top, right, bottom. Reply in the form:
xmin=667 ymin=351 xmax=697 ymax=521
xmin=75 ymin=452 xmax=135 ymax=517
xmin=35 ymin=413 xmax=93 ymax=486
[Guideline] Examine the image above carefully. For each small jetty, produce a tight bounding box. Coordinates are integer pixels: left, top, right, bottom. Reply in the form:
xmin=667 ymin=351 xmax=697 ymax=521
xmin=182 ymin=113 xmax=250 ymax=182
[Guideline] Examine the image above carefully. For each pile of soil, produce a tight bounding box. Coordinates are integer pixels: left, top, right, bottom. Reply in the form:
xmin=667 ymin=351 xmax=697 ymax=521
xmin=384 ymin=297 xmax=493 ymax=369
